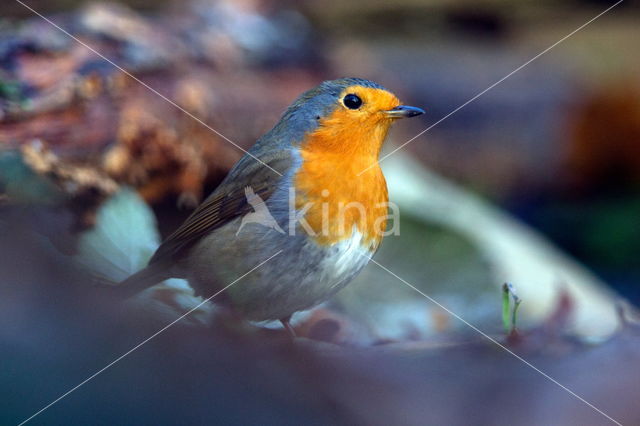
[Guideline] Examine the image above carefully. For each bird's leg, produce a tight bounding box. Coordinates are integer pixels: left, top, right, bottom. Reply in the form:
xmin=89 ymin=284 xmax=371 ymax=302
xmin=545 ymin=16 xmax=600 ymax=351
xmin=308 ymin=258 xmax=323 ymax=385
xmin=280 ymin=315 xmax=297 ymax=338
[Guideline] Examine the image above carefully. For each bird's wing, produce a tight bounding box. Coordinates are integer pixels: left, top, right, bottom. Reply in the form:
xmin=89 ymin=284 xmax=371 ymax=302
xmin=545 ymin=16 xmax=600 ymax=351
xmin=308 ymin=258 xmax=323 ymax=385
xmin=148 ymin=149 xmax=293 ymax=266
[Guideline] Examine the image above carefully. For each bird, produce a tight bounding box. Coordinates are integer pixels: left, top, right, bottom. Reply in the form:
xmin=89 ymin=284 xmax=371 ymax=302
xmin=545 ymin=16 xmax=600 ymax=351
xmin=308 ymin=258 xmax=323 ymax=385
xmin=116 ymin=77 xmax=424 ymax=335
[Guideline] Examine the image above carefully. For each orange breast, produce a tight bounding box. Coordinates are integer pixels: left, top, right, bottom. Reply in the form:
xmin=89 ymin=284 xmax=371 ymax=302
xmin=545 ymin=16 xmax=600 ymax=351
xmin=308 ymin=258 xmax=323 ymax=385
xmin=294 ymin=91 xmax=396 ymax=248
xmin=294 ymin=149 xmax=388 ymax=248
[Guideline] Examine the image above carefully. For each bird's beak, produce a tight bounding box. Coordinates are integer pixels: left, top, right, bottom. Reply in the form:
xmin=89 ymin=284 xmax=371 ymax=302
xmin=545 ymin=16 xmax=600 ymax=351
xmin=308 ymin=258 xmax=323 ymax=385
xmin=384 ymin=105 xmax=425 ymax=119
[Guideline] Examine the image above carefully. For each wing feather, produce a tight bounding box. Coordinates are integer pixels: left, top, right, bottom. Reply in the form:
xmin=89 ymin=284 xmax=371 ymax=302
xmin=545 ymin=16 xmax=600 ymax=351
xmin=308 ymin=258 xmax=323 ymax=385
xmin=148 ymin=150 xmax=292 ymax=265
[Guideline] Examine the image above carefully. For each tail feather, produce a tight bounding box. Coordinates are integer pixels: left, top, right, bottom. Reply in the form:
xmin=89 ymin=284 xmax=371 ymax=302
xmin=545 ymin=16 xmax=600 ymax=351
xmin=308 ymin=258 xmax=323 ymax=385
xmin=113 ymin=263 xmax=172 ymax=300
xmin=72 ymin=188 xmax=176 ymax=299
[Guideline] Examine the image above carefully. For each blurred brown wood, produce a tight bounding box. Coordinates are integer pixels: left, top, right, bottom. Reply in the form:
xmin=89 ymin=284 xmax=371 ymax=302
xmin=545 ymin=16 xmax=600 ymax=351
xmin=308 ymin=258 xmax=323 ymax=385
xmin=0 ymin=1 xmax=322 ymax=208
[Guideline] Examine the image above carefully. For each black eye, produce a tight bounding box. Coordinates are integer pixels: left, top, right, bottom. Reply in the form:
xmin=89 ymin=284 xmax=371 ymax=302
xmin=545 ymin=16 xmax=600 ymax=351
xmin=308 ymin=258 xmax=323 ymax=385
xmin=343 ymin=94 xmax=362 ymax=109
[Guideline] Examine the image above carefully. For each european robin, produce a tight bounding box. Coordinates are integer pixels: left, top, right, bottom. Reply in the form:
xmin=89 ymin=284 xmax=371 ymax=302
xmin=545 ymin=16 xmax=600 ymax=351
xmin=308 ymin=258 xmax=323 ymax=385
xmin=117 ymin=78 xmax=424 ymax=333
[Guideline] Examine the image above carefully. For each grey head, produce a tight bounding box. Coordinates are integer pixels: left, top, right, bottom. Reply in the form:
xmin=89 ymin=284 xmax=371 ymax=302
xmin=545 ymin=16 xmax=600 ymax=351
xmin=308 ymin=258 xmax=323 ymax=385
xmin=258 ymin=78 xmax=388 ymax=149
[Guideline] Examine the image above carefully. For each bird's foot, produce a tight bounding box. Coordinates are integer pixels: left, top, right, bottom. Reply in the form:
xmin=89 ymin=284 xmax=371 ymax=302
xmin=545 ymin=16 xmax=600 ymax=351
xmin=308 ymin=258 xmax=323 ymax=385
xmin=280 ymin=315 xmax=297 ymax=339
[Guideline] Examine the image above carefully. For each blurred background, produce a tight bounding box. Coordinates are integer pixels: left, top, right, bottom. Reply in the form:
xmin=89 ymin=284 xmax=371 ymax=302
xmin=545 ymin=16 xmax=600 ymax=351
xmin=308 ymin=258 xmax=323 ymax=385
xmin=1 ymin=0 xmax=640 ymax=424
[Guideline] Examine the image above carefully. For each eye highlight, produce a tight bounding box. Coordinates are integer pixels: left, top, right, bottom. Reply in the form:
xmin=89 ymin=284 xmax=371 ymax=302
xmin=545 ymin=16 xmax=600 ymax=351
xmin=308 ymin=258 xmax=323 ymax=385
xmin=343 ymin=94 xmax=362 ymax=110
